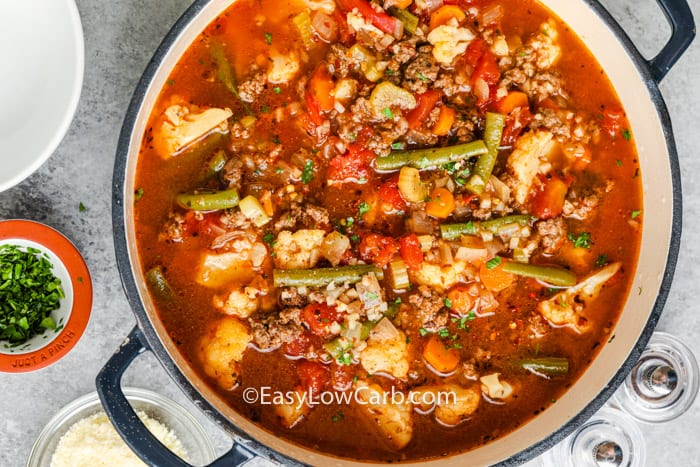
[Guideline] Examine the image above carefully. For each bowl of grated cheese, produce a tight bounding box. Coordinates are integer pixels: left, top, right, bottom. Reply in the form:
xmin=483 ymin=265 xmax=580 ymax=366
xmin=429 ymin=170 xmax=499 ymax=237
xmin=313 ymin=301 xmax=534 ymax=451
xmin=27 ymin=387 xmax=216 ymax=467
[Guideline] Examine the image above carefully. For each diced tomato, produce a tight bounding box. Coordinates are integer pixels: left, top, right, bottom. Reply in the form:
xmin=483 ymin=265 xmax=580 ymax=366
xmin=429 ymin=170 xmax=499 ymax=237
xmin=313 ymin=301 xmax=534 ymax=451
xmin=283 ymin=331 xmax=323 ymax=357
xmin=296 ymin=360 xmax=330 ymax=397
xmin=182 ymin=211 xmax=221 ymax=238
xmin=399 ymin=234 xmax=423 ymax=270
xmin=465 ymin=38 xmax=500 ymax=108
xmin=302 ymin=303 xmax=343 ymax=336
xmin=464 ymin=38 xmax=487 ymax=68
xmin=359 ymin=233 xmax=399 ymax=268
xmin=530 ymin=175 xmax=569 ymax=219
xmin=405 ymin=90 xmax=442 ymax=129
xmin=336 ymin=0 xmax=400 ymax=35
xmin=601 ymin=108 xmax=626 ymax=139
xmin=327 ymin=143 xmax=375 ymax=183
xmin=377 ymin=177 xmax=407 ymax=214
xmin=332 ymin=9 xmax=353 ymax=46
xmin=501 ymin=106 xmax=534 ymax=146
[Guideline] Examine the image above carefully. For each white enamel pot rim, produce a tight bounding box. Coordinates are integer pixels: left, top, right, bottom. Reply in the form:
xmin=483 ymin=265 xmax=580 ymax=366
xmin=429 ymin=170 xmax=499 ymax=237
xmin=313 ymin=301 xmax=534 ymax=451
xmin=101 ymin=0 xmax=694 ymax=465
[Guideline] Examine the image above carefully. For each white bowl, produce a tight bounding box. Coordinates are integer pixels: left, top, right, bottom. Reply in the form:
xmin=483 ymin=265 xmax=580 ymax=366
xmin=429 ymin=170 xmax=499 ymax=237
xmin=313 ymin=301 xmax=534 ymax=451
xmin=0 ymin=0 xmax=84 ymax=192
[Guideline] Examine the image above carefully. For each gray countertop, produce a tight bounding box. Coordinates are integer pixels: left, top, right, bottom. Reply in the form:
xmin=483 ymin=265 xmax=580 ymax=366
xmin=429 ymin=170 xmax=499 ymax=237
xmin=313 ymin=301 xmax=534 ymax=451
xmin=0 ymin=0 xmax=698 ymax=465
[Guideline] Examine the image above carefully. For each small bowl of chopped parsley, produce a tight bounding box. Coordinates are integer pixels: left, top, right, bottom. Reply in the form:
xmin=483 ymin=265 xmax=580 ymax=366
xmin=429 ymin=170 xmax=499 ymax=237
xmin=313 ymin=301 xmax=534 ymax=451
xmin=0 ymin=220 xmax=92 ymax=372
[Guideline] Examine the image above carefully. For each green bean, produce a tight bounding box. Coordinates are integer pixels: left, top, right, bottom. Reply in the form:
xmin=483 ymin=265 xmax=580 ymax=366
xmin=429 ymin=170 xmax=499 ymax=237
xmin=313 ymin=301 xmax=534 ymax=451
xmin=145 ymin=266 xmax=174 ymax=301
xmin=516 ymin=357 xmax=569 ymax=376
xmin=440 ymin=215 xmax=533 ymax=240
xmin=273 ymin=265 xmax=384 ymax=288
xmin=390 ymin=8 xmax=419 ymax=35
xmin=206 ymin=149 xmax=228 ymax=175
xmin=465 ymin=112 xmax=505 ymax=194
xmin=175 ymin=188 xmax=240 ymax=211
xmin=480 ymin=214 xmax=533 ymax=233
xmin=210 ymin=41 xmax=253 ymax=116
xmin=501 ymin=261 xmax=576 ymax=287
xmin=375 ymin=141 xmax=487 ymax=171
xmin=440 ymin=221 xmax=478 ymax=240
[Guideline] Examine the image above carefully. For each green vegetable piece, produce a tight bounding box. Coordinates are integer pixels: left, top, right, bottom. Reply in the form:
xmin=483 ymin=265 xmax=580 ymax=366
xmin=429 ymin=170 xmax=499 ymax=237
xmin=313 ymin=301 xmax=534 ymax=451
xmin=516 ymin=357 xmax=569 ymax=376
xmin=480 ymin=214 xmax=533 ymax=233
xmin=390 ymin=8 xmax=419 ymax=34
xmin=465 ymin=112 xmax=506 ymax=194
xmin=145 ymin=266 xmax=174 ymax=302
xmin=439 ymin=215 xmax=533 ymax=240
xmin=210 ymin=41 xmax=253 ymax=115
xmin=302 ymin=159 xmax=314 ymax=184
xmin=273 ymin=265 xmax=384 ymax=288
xmin=501 ymin=261 xmax=576 ymax=287
xmin=0 ymin=245 xmax=64 ymax=344
xmin=376 ymin=140 xmax=488 ymax=171
xmin=175 ymin=188 xmax=240 ymax=211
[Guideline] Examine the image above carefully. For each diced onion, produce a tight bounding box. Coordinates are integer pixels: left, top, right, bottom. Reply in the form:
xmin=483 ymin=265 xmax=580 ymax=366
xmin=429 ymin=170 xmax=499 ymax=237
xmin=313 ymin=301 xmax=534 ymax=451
xmin=481 ymin=3 xmax=504 ymax=26
xmin=311 ymin=10 xmax=338 ymax=42
xmin=321 ymin=231 xmax=350 ymax=266
xmin=480 ymin=373 xmax=513 ymax=400
xmin=474 ymin=77 xmax=490 ymax=102
xmin=409 ymin=210 xmax=434 ymax=234
xmin=417 ymin=235 xmax=434 ymax=252
xmin=238 ymin=195 xmax=270 ymax=227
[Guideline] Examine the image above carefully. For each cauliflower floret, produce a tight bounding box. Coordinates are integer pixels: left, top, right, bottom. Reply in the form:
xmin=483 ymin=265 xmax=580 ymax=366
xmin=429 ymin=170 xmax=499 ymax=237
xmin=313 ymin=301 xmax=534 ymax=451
xmin=156 ymin=104 xmax=232 ymax=157
xmin=198 ymin=316 xmax=251 ymax=390
xmin=411 ymin=260 xmax=470 ymax=292
xmin=195 ymin=251 xmax=256 ymax=288
xmin=346 ymin=12 xmax=396 ymax=47
xmin=267 ymin=49 xmax=300 ymax=84
xmin=274 ymin=388 xmax=310 ymax=428
xmin=273 ymin=230 xmax=326 ymax=269
xmin=293 ymin=0 xmax=336 ymax=13
xmin=355 ymin=380 xmax=413 ymax=449
xmin=506 ymin=130 xmax=555 ymax=205
xmin=409 ymin=383 xmax=480 ymax=426
xmin=480 ymin=373 xmax=514 ymax=400
xmin=360 ymin=318 xmax=409 ymax=379
xmin=427 ymin=25 xmax=475 ymax=65
xmin=538 ymin=262 xmax=621 ymax=332
xmin=529 ymin=19 xmax=561 ymax=69
xmin=214 ymin=277 xmax=269 ymax=318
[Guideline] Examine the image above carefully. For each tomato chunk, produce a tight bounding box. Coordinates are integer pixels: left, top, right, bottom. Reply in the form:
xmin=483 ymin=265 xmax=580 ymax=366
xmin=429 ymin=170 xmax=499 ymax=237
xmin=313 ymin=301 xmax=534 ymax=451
xmin=359 ymin=233 xmax=399 ymax=268
xmin=530 ymin=176 xmax=569 ymax=220
xmin=302 ymin=303 xmax=343 ymax=336
xmin=297 ymin=360 xmax=330 ymax=397
xmin=399 ymin=234 xmax=423 ymax=270
xmin=327 ymin=143 xmax=375 ymax=183
xmin=405 ymin=90 xmax=441 ymax=129
xmin=377 ymin=177 xmax=407 ymax=214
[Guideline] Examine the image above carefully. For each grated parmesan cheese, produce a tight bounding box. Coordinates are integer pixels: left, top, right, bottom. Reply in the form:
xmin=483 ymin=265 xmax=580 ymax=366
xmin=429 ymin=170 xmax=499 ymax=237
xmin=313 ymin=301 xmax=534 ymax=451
xmin=50 ymin=410 xmax=188 ymax=467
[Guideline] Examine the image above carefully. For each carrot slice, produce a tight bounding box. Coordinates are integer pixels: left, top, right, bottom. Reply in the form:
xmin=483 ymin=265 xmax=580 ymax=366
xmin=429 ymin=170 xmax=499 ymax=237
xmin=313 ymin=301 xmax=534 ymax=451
xmin=479 ymin=260 xmax=515 ymax=292
xmin=432 ymin=106 xmax=455 ymax=136
xmin=425 ymin=187 xmax=455 ymax=219
xmin=423 ymin=334 xmax=460 ymax=373
xmin=495 ymin=91 xmax=529 ymax=114
xmin=429 ymin=5 xmax=466 ymax=30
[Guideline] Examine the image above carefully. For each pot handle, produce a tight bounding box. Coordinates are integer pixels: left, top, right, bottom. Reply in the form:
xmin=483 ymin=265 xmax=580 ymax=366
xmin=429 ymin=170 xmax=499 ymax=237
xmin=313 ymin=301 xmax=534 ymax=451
xmin=96 ymin=326 xmax=257 ymax=467
xmin=648 ymin=0 xmax=695 ymax=82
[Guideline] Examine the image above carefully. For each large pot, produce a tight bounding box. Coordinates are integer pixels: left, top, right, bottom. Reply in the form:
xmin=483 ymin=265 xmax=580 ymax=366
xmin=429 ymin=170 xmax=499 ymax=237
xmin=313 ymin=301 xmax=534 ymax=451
xmin=99 ymin=0 xmax=694 ymax=465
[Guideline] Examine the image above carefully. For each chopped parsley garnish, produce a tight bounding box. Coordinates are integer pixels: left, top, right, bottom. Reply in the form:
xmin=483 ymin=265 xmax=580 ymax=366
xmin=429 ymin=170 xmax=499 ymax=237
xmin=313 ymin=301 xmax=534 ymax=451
xmin=568 ymin=231 xmax=592 ymax=249
xmin=272 ymin=135 xmax=281 ymax=144
xmin=437 ymin=328 xmax=450 ymax=338
xmin=466 ymin=310 xmax=476 ymax=321
xmin=486 ymin=256 xmax=502 ymax=269
xmin=365 ymin=291 xmax=379 ymax=300
xmin=166 ymin=79 xmax=175 ymax=86
xmin=262 ymin=232 xmax=275 ymax=246
xmin=622 ymin=129 xmax=631 ymax=141
xmin=615 ymin=159 xmax=623 ymax=167
xmin=261 ymin=104 xmax=270 ymax=113
xmin=273 ymin=86 xmax=282 ymax=94
xmin=264 ymin=32 xmax=273 ymax=45
xmin=419 ymin=328 xmax=429 ymax=336
xmin=417 ymin=72 xmax=430 ymax=82
xmin=350 ymin=234 xmax=361 ymax=243
xmin=595 ymin=254 xmax=609 ymax=268
xmin=382 ymin=107 xmax=394 ymax=119
xmin=331 ymin=411 xmax=345 ymax=422
xmin=275 ymin=166 xmax=283 ymax=174
xmin=442 ymin=162 xmax=457 ymax=173
xmin=444 ymin=298 xmax=452 ymax=309
xmin=302 ymin=160 xmax=314 ymax=184
xmin=631 ymin=209 xmax=641 ymax=219
xmin=79 ymin=202 xmax=86 ymax=212
xmin=0 ymin=245 xmax=64 ymax=344
xmin=394 ymin=297 xmax=402 ymax=305
xmin=134 ymin=188 xmax=144 ymax=201
xmin=358 ymin=201 xmax=371 ymax=217
xmin=384 ymin=69 xmax=396 ymax=76
xmin=391 ymin=142 xmax=405 ymax=150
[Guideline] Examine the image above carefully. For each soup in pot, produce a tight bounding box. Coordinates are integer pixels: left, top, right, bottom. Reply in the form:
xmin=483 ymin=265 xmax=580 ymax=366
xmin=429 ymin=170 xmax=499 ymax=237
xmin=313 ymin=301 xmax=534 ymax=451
xmin=134 ymin=0 xmax=642 ymax=461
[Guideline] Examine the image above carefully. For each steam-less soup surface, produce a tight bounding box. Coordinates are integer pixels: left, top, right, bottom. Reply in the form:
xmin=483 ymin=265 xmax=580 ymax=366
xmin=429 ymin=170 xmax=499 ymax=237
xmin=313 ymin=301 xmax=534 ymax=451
xmin=134 ymin=0 xmax=641 ymax=461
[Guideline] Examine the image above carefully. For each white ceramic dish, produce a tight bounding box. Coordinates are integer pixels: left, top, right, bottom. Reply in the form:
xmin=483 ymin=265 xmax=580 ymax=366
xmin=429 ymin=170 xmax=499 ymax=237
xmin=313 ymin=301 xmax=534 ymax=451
xmin=0 ymin=0 xmax=84 ymax=192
